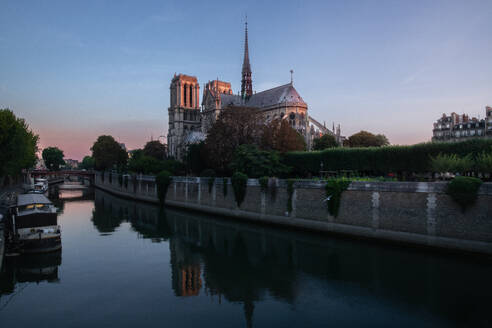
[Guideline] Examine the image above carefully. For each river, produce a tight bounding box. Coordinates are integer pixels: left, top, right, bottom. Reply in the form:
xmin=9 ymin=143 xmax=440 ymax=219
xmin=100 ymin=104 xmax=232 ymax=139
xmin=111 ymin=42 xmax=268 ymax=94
xmin=0 ymin=185 xmax=491 ymax=327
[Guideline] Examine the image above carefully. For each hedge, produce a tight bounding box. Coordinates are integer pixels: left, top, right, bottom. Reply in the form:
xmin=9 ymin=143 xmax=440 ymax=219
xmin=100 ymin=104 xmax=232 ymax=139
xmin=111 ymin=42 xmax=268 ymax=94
xmin=283 ymin=139 xmax=492 ymax=177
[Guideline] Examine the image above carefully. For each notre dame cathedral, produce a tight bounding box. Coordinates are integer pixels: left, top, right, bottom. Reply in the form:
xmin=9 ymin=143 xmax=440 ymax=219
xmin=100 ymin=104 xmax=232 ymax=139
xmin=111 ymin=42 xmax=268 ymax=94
xmin=167 ymin=21 xmax=340 ymax=160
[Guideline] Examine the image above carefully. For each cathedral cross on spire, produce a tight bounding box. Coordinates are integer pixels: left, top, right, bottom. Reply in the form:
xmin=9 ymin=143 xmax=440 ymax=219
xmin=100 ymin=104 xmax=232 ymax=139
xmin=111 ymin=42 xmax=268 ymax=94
xmin=241 ymin=17 xmax=253 ymax=99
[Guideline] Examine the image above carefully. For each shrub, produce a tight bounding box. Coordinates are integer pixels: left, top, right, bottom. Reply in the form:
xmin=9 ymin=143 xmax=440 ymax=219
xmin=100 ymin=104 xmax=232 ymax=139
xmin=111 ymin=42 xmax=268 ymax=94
xmin=476 ymin=152 xmax=492 ymax=174
xmin=156 ymin=170 xmax=172 ymax=206
xmin=259 ymin=176 xmax=269 ymax=192
xmin=325 ymin=178 xmax=352 ymax=217
xmin=231 ymin=172 xmax=248 ymax=207
xmin=431 ymin=153 xmax=458 ymax=173
xmin=286 ymin=179 xmax=295 ymax=213
xmin=446 ymin=176 xmax=482 ymax=211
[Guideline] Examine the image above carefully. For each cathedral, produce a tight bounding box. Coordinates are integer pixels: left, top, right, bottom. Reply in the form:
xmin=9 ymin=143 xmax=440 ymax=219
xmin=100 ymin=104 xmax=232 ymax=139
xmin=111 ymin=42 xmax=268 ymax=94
xmin=167 ymin=22 xmax=339 ymax=160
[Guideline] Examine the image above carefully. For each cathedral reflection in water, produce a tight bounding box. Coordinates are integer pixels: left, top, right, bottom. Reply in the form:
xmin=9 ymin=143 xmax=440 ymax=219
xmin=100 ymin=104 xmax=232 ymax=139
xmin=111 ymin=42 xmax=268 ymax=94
xmin=89 ymin=189 xmax=491 ymax=328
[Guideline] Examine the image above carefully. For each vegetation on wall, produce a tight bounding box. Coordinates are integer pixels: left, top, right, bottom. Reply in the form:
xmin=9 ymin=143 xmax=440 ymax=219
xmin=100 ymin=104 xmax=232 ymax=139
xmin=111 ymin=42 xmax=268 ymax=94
xmin=286 ymin=179 xmax=295 ymax=213
xmin=259 ymin=176 xmax=269 ymax=193
xmin=231 ymin=172 xmax=248 ymax=207
xmin=325 ymin=178 xmax=352 ymax=217
xmin=201 ymin=169 xmax=216 ymax=193
xmin=446 ymin=176 xmax=482 ymax=211
xmin=284 ymin=139 xmax=492 ymax=178
xmin=156 ymin=170 xmax=172 ymax=206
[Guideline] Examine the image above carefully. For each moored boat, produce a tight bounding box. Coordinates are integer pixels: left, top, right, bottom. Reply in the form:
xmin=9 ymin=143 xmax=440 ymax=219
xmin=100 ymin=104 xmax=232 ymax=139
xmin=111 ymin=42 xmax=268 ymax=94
xmin=28 ymin=178 xmax=48 ymax=194
xmin=5 ymin=194 xmax=61 ymax=254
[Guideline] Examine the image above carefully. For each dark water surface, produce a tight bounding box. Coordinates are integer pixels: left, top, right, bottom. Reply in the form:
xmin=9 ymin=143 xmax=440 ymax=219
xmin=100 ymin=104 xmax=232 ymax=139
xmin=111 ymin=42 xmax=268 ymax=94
xmin=1 ymin=186 xmax=491 ymax=327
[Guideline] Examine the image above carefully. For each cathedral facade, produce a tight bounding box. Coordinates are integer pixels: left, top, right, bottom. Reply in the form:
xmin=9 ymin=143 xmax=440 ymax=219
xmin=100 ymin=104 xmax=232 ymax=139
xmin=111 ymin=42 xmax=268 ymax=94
xmin=167 ymin=22 xmax=338 ymax=160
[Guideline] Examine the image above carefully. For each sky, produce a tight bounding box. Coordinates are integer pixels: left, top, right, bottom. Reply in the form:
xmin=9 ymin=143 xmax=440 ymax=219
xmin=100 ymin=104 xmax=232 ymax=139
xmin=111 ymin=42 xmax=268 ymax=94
xmin=1 ymin=0 xmax=491 ymax=160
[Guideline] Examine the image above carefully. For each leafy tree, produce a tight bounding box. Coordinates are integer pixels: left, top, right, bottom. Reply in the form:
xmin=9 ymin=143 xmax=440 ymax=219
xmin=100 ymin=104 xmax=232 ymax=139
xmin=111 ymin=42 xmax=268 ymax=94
xmin=143 ymin=140 xmax=167 ymax=160
xmin=79 ymin=156 xmax=95 ymax=170
xmin=0 ymin=109 xmax=38 ymax=182
xmin=185 ymin=141 xmax=207 ymax=175
xmin=204 ymin=106 xmax=263 ymax=173
xmin=128 ymin=155 xmax=185 ymax=175
xmin=42 ymin=147 xmax=65 ymax=171
xmin=91 ymin=135 xmax=128 ymax=171
xmin=229 ymin=144 xmax=290 ymax=178
xmin=313 ymin=134 xmax=338 ymax=150
xmin=261 ymin=119 xmax=306 ymax=153
xmin=346 ymin=130 xmax=390 ymax=147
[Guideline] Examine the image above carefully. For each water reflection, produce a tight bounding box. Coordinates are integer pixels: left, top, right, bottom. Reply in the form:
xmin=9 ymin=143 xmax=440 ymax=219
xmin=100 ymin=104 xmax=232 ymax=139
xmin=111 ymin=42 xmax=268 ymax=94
xmin=0 ymin=251 xmax=62 ymax=298
xmin=92 ymin=189 xmax=492 ymax=327
xmin=48 ymin=184 xmax=94 ymax=215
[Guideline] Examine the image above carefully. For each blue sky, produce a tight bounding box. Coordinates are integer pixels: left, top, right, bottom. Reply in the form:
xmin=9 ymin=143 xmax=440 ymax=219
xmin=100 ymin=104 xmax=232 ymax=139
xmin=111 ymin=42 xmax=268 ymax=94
xmin=1 ymin=0 xmax=491 ymax=159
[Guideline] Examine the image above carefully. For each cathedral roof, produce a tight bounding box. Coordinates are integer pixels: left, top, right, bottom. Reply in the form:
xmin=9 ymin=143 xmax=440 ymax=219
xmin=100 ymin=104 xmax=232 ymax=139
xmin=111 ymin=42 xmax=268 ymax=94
xmin=247 ymin=83 xmax=306 ymax=108
xmin=219 ymin=83 xmax=307 ymax=110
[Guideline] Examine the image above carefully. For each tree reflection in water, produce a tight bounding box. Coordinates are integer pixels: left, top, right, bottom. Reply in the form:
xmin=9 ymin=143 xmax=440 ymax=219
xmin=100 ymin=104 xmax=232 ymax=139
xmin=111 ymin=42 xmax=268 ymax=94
xmin=91 ymin=189 xmax=492 ymax=327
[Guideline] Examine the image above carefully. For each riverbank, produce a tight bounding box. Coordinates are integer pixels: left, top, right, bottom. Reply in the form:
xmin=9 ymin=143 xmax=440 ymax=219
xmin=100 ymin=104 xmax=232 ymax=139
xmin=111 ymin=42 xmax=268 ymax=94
xmin=94 ymin=173 xmax=492 ymax=255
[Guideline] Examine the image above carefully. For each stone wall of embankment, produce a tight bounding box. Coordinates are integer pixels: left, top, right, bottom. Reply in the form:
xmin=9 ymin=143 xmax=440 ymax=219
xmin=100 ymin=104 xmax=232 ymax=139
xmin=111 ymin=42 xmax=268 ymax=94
xmin=94 ymin=172 xmax=492 ymax=255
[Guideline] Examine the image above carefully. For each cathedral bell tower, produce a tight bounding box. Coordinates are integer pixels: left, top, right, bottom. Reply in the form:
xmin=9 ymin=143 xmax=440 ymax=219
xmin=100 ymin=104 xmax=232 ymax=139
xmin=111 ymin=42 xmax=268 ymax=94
xmin=241 ymin=20 xmax=253 ymax=99
xmin=167 ymin=74 xmax=201 ymax=160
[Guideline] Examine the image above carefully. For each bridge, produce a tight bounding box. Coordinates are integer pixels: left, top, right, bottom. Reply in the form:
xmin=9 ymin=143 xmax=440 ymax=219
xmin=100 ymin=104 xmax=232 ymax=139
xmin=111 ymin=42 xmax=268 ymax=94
xmin=30 ymin=170 xmax=95 ymax=184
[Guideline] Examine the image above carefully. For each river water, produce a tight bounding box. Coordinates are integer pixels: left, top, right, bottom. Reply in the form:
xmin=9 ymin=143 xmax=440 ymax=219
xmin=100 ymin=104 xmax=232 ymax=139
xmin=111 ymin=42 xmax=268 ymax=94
xmin=1 ymin=186 xmax=491 ymax=327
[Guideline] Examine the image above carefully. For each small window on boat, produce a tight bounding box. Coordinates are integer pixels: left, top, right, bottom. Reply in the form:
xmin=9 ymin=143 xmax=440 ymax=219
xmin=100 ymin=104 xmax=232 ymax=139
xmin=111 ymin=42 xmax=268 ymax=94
xmin=26 ymin=204 xmax=35 ymax=209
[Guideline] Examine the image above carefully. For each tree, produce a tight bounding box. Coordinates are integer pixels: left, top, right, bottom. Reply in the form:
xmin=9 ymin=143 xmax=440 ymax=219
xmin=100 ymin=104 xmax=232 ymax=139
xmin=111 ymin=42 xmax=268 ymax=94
xmin=79 ymin=156 xmax=95 ymax=170
xmin=0 ymin=109 xmax=38 ymax=183
xmin=204 ymin=106 xmax=263 ymax=173
xmin=42 ymin=147 xmax=65 ymax=171
xmin=185 ymin=141 xmax=208 ymax=175
xmin=229 ymin=144 xmax=290 ymax=178
xmin=261 ymin=119 xmax=306 ymax=153
xmin=347 ymin=130 xmax=390 ymax=147
xmin=143 ymin=140 xmax=167 ymax=160
xmin=312 ymin=134 xmax=339 ymax=150
xmin=91 ymin=135 xmax=128 ymax=171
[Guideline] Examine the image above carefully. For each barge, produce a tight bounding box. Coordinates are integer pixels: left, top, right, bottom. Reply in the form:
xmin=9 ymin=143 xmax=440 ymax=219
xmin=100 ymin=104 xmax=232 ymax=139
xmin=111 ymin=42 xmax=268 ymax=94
xmin=5 ymin=194 xmax=61 ymax=254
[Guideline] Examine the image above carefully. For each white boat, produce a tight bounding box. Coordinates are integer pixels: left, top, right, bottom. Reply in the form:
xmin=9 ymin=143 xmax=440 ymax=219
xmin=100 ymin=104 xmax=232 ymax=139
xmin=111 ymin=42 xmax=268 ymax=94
xmin=5 ymin=194 xmax=61 ymax=253
xmin=28 ymin=178 xmax=48 ymax=194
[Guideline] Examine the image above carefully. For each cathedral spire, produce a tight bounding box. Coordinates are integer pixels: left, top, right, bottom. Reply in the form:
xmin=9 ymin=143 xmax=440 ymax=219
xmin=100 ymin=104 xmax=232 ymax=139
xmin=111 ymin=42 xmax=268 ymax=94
xmin=241 ymin=17 xmax=253 ymax=99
